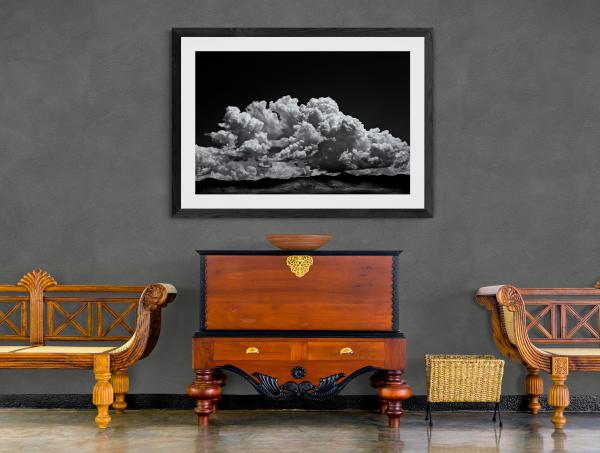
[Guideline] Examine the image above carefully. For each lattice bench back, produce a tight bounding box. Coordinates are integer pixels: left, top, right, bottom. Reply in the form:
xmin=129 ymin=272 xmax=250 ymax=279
xmin=0 ymin=269 xmax=145 ymax=345
xmin=520 ymin=288 xmax=600 ymax=345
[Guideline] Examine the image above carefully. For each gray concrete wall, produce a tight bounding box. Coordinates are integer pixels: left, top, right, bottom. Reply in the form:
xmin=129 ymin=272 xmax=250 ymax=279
xmin=1 ymin=0 xmax=600 ymax=397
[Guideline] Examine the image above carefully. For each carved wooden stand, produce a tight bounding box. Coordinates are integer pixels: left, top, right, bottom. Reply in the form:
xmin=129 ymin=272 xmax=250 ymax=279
xmin=189 ymin=364 xmax=411 ymax=428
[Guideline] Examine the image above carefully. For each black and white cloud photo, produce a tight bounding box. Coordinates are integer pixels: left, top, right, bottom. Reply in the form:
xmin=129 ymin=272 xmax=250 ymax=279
xmin=194 ymin=51 xmax=411 ymax=194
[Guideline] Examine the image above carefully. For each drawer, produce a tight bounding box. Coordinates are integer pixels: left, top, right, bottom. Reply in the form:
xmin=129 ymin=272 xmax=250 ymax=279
xmin=307 ymin=341 xmax=385 ymax=361
xmin=213 ymin=341 xmax=292 ymax=361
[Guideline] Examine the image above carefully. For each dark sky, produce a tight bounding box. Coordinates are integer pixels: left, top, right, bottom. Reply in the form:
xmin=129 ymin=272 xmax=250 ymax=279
xmin=195 ymin=51 xmax=410 ymax=146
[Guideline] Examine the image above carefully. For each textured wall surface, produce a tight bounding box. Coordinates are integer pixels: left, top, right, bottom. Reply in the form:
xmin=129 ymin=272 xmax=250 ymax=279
xmin=1 ymin=0 xmax=600 ymax=397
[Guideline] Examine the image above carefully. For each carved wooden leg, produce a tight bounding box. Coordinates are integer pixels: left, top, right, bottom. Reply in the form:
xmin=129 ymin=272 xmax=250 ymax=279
xmin=187 ymin=369 xmax=221 ymax=426
xmin=525 ymin=367 xmax=543 ymax=415
xmin=548 ymin=357 xmax=569 ymax=429
xmin=370 ymin=371 xmax=388 ymax=414
xmin=111 ymin=369 xmax=129 ymax=415
xmin=377 ymin=370 xmax=412 ymax=428
xmin=212 ymin=369 xmax=227 ymax=413
xmin=93 ymin=354 xmax=114 ymax=429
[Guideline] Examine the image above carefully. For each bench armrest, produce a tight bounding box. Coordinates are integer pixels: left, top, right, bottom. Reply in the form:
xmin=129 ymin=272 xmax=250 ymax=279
xmin=477 ymin=285 xmax=552 ymax=372
xmin=110 ymin=283 xmax=177 ymax=370
xmin=476 ymin=285 xmax=505 ymax=297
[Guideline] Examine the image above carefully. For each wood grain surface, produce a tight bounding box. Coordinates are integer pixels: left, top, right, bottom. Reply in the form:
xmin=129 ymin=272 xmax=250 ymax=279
xmin=204 ymin=255 xmax=393 ymax=331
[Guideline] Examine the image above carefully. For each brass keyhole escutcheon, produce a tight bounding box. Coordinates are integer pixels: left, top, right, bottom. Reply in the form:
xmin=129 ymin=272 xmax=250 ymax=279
xmin=286 ymin=255 xmax=313 ymax=278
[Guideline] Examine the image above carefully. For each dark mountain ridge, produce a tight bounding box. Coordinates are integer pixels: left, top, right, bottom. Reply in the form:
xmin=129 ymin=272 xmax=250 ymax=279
xmin=196 ymin=173 xmax=410 ymax=194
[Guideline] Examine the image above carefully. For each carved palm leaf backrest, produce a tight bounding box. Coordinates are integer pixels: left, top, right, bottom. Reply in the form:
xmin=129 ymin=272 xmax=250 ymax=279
xmin=0 ymin=270 xmax=144 ymax=344
xmin=520 ymin=288 xmax=600 ymax=344
xmin=18 ymin=269 xmax=57 ymax=344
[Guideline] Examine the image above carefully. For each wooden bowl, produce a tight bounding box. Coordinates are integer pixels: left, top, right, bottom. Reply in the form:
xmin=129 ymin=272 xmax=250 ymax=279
xmin=266 ymin=234 xmax=332 ymax=251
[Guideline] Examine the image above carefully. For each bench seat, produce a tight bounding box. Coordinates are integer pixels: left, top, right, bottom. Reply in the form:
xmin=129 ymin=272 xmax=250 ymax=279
xmin=0 ymin=346 xmax=28 ymax=353
xmin=541 ymin=348 xmax=600 ymax=356
xmin=0 ymin=346 xmax=118 ymax=353
xmin=0 ymin=269 xmax=176 ymax=429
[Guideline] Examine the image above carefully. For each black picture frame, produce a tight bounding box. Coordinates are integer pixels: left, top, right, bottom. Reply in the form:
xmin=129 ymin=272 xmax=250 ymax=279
xmin=172 ymin=28 xmax=433 ymax=218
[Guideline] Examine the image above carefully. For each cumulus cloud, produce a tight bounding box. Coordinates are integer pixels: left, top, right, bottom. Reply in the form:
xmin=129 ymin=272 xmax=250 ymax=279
xmin=196 ymin=96 xmax=409 ymax=181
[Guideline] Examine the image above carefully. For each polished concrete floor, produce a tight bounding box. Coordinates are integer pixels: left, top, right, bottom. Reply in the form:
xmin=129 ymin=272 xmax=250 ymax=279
xmin=0 ymin=409 xmax=598 ymax=453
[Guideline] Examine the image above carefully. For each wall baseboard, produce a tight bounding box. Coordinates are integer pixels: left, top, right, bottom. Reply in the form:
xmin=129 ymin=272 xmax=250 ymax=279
xmin=1 ymin=394 xmax=600 ymax=411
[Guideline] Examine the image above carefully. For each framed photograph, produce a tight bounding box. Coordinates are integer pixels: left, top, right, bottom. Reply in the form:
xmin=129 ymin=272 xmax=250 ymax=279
xmin=173 ymin=28 xmax=432 ymax=217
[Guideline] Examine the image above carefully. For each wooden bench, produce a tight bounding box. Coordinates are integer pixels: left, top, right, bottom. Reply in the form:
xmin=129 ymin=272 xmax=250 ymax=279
xmin=0 ymin=269 xmax=176 ymax=429
xmin=477 ymin=284 xmax=600 ymax=429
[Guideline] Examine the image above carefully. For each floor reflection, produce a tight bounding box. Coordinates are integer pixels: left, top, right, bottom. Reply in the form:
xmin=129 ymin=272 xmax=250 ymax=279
xmin=426 ymin=425 xmax=502 ymax=452
xmin=0 ymin=409 xmax=597 ymax=452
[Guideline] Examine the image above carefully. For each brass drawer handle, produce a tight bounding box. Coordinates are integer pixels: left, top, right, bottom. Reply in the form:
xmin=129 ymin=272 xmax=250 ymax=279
xmin=339 ymin=347 xmax=354 ymax=355
xmin=245 ymin=347 xmax=260 ymax=354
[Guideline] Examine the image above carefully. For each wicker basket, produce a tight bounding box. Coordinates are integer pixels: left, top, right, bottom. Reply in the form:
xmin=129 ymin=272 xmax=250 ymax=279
xmin=426 ymin=355 xmax=505 ymax=403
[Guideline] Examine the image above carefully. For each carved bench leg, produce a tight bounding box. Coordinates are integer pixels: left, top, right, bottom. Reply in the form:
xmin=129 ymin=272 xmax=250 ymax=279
xmin=548 ymin=357 xmax=569 ymax=429
xmin=187 ymin=369 xmax=221 ymax=426
xmin=377 ymin=370 xmax=412 ymax=428
xmin=525 ymin=367 xmax=543 ymax=414
xmin=93 ymin=354 xmax=114 ymax=429
xmin=111 ymin=369 xmax=129 ymax=415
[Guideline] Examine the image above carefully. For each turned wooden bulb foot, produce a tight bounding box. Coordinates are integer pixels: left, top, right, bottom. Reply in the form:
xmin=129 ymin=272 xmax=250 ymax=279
xmin=188 ymin=369 xmax=221 ymax=427
xmin=377 ymin=370 xmax=412 ymax=428
xmin=525 ymin=367 xmax=543 ymax=415
xmin=93 ymin=355 xmax=114 ymax=429
xmin=111 ymin=369 xmax=129 ymax=414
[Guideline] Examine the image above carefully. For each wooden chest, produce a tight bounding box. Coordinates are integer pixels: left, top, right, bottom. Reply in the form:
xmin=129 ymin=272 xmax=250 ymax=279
xmin=188 ymin=251 xmax=411 ymax=428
